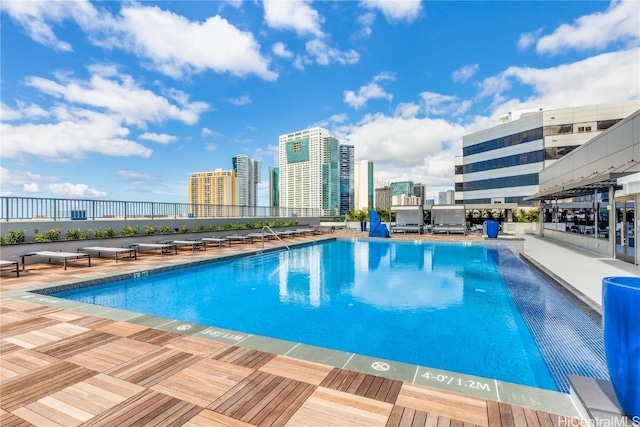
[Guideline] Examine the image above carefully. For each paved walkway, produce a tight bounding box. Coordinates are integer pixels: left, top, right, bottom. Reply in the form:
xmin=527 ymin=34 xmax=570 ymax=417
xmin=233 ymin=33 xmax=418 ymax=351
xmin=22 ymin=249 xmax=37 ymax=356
xmin=520 ymin=234 xmax=639 ymax=307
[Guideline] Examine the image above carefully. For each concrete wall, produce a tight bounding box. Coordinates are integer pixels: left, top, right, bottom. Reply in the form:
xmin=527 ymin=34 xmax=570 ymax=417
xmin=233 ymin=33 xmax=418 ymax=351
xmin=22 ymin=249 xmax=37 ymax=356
xmin=0 ymin=217 xmax=320 ymax=242
xmin=541 ymin=228 xmax=612 ymax=257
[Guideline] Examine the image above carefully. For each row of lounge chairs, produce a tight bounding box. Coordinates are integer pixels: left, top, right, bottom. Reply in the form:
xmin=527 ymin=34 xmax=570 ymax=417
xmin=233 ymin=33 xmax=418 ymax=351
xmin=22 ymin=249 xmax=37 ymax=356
xmin=0 ymin=227 xmax=328 ymax=275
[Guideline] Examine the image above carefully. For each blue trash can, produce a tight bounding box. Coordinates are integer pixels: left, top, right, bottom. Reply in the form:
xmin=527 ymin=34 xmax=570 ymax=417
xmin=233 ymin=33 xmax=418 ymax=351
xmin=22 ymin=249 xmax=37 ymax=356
xmin=485 ymin=220 xmax=499 ymax=238
xmin=603 ymin=276 xmax=640 ymax=418
xmin=360 ymin=220 xmax=367 ymax=232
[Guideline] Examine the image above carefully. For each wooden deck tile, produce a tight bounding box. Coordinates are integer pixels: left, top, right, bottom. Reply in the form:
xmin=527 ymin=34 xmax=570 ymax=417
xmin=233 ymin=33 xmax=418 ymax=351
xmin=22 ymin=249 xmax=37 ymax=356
xmin=128 ymin=328 xmax=179 ymax=346
xmin=0 ymin=348 xmax=59 ymax=380
xmin=320 ymin=368 xmax=403 ymax=404
xmin=69 ymin=315 xmax=115 ymax=329
xmin=285 ymin=386 xmax=393 ymax=427
xmin=151 ymin=357 xmax=254 ymax=407
xmin=5 ymin=322 xmax=90 ymax=349
xmin=35 ymin=330 xmax=118 ymax=359
xmin=259 ymin=355 xmax=334 ymax=386
xmin=396 ymin=383 xmax=488 ymax=427
xmin=0 ymin=411 xmax=32 ymax=427
xmin=165 ymin=335 xmax=232 ymax=357
xmin=95 ymin=320 xmax=148 ymax=337
xmin=66 ymin=337 xmax=159 ymax=372
xmin=41 ymin=309 xmax=86 ymax=323
xmin=183 ymin=408 xmax=254 ymax=426
xmin=210 ymin=371 xmax=316 ymax=427
xmin=105 ymin=347 xmax=201 ymax=387
xmin=0 ymin=314 xmax=59 ymax=338
xmin=0 ymin=340 xmax=24 ymax=356
xmin=81 ymin=389 xmax=202 ymax=427
xmin=213 ymin=346 xmax=277 ymax=369
xmin=0 ymin=361 xmax=96 ymax=411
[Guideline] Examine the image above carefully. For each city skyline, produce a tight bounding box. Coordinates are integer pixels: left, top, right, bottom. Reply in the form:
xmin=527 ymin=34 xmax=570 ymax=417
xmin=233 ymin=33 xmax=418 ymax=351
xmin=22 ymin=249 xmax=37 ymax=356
xmin=1 ymin=0 xmax=638 ymax=205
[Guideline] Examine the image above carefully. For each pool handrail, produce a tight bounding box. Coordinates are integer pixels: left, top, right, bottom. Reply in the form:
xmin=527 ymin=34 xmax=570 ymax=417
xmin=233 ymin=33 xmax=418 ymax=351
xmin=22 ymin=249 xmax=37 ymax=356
xmin=261 ymin=226 xmax=290 ymax=251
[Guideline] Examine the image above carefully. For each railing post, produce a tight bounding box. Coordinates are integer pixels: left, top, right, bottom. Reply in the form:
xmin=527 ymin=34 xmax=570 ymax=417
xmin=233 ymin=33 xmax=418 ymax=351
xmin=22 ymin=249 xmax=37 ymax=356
xmin=124 ymin=201 xmax=128 ymax=220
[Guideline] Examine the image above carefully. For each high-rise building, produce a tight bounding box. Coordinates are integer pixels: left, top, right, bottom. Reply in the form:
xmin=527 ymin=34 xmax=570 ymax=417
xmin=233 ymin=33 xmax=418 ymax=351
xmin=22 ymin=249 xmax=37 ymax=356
xmin=439 ymin=190 xmax=455 ymax=205
xmin=188 ymin=169 xmax=237 ymax=217
xmin=279 ymin=127 xmax=340 ymax=216
xmin=339 ymin=145 xmax=354 ymax=216
xmin=354 ymin=160 xmax=374 ymax=211
xmin=375 ymin=186 xmax=390 ymax=211
xmin=414 ymin=183 xmax=426 ymax=206
xmin=457 ymin=101 xmax=640 ymax=205
xmin=232 ymin=155 xmax=260 ymax=208
xmin=390 ymin=181 xmax=414 ymax=206
xmin=269 ymin=166 xmax=279 ymax=208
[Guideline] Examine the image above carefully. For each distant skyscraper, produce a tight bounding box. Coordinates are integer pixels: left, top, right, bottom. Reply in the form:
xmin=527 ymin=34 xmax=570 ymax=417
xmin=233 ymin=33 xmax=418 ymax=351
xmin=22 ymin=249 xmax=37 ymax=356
xmin=339 ymin=145 xmax=354 ymax=216
xmin=438 ymin=189 xmax=455 ymax=205
xmin=375 ymin=186 xmax=390 ymax=211
xmin=232 ymin=155 xmax=260 ymax=208
xmin=269 ymin=166 xmax=279 ymax=208
xmin=390 ymin=181 xmax=414 ymax=206
xmin=354 ymin=160 xmax=374 ymax=211
xmin=414 ymin=183 xmax=426 ymax=206
xmin=279 ymin=127 xmax=340 ymax=216
xmin=188 ymin=169 xmax=237 ymax=217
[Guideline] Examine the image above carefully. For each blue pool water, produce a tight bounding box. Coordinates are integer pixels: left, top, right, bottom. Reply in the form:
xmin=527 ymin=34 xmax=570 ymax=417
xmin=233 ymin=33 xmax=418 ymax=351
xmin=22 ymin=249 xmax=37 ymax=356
xmin=51 ymin=240 xmax=608 ymax=392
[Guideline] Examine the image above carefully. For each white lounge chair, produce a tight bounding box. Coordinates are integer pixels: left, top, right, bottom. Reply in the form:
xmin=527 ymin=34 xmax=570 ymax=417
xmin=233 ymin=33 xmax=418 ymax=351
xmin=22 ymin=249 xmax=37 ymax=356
xmin=78 ymin=246 xmax=137 ymax=263
xmin=201 ymin=237 xmax=229 ymax=247
xmin=123 ymin=243 xmax=177 ymax=256
xmin=0 ymin=260 xmax=19 ymax=277
xmin=30 ymin=251 xmax=91 ymax=270
xmin=159 ymin=239 xmax=206 ymax=252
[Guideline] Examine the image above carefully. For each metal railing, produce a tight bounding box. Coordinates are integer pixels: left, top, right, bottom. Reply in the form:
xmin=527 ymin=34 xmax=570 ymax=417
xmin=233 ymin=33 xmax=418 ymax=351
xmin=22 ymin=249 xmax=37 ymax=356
xmin=261 ymin=225 xmax=290 ymax=251
xmin=1 ymin=197 xmax=320 ymax=222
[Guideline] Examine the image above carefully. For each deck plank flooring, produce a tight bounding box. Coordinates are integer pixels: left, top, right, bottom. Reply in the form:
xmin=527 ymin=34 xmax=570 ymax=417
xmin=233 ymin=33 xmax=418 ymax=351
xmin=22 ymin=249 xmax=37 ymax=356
xmin=0 ymin=231 xmax=587 ymax=426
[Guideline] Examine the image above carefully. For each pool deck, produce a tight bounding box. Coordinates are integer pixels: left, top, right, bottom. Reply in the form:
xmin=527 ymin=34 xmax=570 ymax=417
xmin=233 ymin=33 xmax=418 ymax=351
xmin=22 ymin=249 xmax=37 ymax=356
xmin=0 ymin=230 xmax=634 ymax=426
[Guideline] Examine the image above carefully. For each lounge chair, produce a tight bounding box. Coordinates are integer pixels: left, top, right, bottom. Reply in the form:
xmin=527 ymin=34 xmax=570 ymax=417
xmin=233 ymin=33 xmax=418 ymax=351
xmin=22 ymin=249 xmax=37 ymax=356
xmin=158 ymin=239 xmax=206 ymax=252
xmin=124 ymin=243 xmax=177 ymax=256
xmin=78 ymin=246 xmax=137 ymax=263
xmin=201 ymin=237 xmax=229 ymax=247
xmin=30 ymin=251 xmax=91 ymax=270
xmin=224 ymin=234 xmax=253 ymax=244
xmin=0 ymin=260 xmax=19 ymax=277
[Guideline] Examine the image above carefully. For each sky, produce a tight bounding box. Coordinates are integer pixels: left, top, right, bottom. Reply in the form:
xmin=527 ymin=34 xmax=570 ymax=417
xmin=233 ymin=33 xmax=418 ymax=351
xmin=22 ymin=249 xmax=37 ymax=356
xmin=1 ymin=0 xmax=639 ymax=205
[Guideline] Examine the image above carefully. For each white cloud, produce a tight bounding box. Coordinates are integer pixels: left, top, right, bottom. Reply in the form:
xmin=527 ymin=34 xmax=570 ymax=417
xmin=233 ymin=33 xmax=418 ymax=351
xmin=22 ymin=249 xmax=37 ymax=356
xmin=360 ymin=0 xmax=421 ymax=23
xmin=305 ymin=39 xmax=360 ymax=66
xmin=344 ymin=73 xmax=395 ymax=109
xmin=356 ymin=12 xmax=376 ymax=38
xmin=535 ymin=0 xmax=640 ymax=55
xmin=1 ymin=0 xmax=75 ymax=51
xmin=517 ymin=29 xmax=542 ymax=51
xmin=229 ymin=95 xmax=252 ymax=106
xmin=420 ymin=92 xmax=470 ymax=116
xmin=1 ymin=66 xmax=213 ymax=161
xmin=25 ymin=69 xmax=209 ymax=127
xmin=337 ymin=114 xmax=465 ymax=187
xmin=272 ymin=42 xmax=293 ymax=58
xmin=139 ymin=132 xmax=177 ymax=144
xmin=115 ymin=170 xmax=154 ymax=180
xmin=46 ymin=183 xmax=108 ymax=198
xmin=1 ymin=101 xmax=49 ymax=121
xmin=263 ymin=0 xmax=324 ymax=37
xmin=202 ymin=128 xmax=212 ymax=136
xmin=205 ymin=144 xmax=218 ymax=151
xmin=452 ymin=64 xmax=479 ymax=83
xmin=478 ymin=48 xmax=640 ymax=109
xmin=2 ymin=1 xmax=277 ymax=81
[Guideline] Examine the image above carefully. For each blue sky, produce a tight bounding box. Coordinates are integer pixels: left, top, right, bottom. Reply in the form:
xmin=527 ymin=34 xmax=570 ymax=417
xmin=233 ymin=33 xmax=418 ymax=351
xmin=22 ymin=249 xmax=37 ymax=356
xmin=1 ymin=0 xmax=639 ymax=205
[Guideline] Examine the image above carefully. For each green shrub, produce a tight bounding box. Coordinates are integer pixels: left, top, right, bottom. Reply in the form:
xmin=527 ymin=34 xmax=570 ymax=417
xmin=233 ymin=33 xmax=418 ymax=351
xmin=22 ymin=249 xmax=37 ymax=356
xmin=79 ymin=229 xmax=92 ymax=239
xmin=179 ymin=225 xmax=188 ymax=233
xmin=193 ymin=225 xmax=205 ymax=232
xmin=1 ymin=229 xmax=25 ymax=245
xmin=121 ymin=225 xmax=139 ymax=236
xmin=144 ymin=225 xmax=157 ymax=235
xmin=66 ymin=228 xmax=80 ymax=240
xmin=160 ymin=225 xmax=173 ymax=234
xmin=45 ymin=228 xmax=61 ymax=241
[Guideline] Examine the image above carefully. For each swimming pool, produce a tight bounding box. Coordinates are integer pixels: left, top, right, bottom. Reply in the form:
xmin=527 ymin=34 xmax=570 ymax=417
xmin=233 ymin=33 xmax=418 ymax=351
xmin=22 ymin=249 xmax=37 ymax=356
xmin=50 ymin=239 xmax=608 ymax=392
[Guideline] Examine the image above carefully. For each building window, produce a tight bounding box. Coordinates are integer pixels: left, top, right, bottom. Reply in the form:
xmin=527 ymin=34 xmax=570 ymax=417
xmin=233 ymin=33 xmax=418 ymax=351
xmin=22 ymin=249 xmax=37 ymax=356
xmin=293 ymin=142 xmax=301 ymax=152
